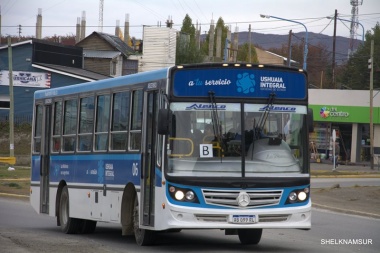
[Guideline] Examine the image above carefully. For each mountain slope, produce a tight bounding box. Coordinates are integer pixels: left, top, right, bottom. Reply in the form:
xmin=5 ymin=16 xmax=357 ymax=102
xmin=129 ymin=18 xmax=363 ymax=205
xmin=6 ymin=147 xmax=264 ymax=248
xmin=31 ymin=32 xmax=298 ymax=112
xmin=201 ymin=32 xmax=362 ymax=63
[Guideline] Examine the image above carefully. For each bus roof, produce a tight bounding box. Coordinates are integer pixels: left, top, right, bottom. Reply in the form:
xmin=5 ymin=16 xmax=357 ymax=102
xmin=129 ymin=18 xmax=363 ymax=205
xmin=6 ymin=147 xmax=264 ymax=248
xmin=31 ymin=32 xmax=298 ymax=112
xmin=34 ymin=67 xmax=170 ymax=99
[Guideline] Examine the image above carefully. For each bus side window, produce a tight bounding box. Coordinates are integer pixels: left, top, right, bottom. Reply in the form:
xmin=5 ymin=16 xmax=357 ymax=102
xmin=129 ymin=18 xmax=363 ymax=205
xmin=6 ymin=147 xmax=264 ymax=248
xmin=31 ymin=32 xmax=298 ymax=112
xmin=33 ymin=104 xmax=43 ymax=153
xmin=63 ymin=99 xmax=77 ymax=152
xmin=78 ymin=97 xmax=94 ymax=151
xmin=130 ymin=90 xmax=143 ymax=151
xmin=111 ymin=91 xmax=129 ymax=151
xmin=52 ymin=101 xmax=62 ymax=153
xmin=95 ymin=94 xmax=110 ymax=151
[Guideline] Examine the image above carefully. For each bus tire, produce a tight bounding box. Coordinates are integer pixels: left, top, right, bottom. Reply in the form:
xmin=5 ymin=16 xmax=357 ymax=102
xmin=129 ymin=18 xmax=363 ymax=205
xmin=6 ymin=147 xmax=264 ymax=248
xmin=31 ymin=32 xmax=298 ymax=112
xmin=237 ymin=228 xmax=262 ymax=245
xmin=133 ymin=196 xmax=155 ymax=246
xmin=59 ymin=186 xmax=81 ymax=234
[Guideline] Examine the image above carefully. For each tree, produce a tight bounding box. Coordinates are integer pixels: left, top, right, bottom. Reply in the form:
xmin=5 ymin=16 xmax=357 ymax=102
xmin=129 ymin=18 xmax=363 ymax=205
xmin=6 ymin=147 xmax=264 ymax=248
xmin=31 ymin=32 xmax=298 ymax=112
xmin=268 ymin=38 xmax=332 ymax=88
xmin=200 ymin=17 xmax=229 ymax=61
xmin=337 ymin=23 xmax=380 ymax=90
xmin=307 ymin=42 xmax=333 ymax=88
xmin=176 ymin=14 xmax=204 ymax=64
xmin=236 ymin=43 xmax=258 ymax=63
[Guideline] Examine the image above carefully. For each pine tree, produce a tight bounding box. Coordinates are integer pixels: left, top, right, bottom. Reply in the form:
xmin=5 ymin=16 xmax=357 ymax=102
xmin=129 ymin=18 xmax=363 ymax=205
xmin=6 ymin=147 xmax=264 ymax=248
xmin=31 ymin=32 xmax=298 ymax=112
xmin=175 ymin=14 xmax=204 ymax=64
xmin=338 ymin=23 xmax=380 ymax=90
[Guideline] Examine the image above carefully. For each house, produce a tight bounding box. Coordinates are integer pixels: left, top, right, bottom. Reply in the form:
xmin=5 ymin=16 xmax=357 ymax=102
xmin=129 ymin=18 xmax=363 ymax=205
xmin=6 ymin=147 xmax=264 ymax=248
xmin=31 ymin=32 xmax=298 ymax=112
xmin=76 ymin=32 xmax=138 ymax=76
xmin=0 ymin=39 xmax=110 ymax=122
xmin=256 ymin=47 xmax=298 ymax=67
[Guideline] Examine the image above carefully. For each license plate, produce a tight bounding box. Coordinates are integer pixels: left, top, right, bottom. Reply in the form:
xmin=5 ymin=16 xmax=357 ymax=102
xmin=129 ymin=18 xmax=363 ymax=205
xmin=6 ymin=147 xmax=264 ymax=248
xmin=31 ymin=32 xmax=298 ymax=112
xmin=230 ymin=215 xmax=256 ymax=224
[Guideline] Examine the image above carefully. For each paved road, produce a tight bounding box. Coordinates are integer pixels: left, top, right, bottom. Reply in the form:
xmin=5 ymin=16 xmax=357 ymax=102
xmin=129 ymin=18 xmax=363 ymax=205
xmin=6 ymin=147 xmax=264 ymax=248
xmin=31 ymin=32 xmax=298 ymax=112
xmin=1 ymin=197 xmax=379 ymax=253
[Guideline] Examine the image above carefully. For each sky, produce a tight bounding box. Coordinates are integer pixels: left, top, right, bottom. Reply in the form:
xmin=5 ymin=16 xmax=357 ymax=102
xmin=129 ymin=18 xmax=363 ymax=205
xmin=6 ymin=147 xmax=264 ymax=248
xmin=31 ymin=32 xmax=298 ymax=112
xmin=1 ymin=0 xmax=379 ymax=40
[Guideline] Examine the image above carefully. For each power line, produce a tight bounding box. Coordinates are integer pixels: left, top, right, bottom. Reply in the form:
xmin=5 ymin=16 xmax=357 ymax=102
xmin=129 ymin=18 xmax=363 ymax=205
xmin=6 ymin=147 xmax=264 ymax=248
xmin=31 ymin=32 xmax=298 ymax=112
xmin=318 ymin=18 xmax=334 ymax=34
xmin=193 ymin=0 xmax=208 ymax=23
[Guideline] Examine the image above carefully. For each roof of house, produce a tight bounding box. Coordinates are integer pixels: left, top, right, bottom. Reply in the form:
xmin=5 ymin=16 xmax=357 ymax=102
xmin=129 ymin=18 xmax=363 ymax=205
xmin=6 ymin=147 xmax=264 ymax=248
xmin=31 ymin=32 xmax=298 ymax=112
xmin=0 ymin=40 xmax=32 ymax=50
xmin=80 ymin=32 xmax=135 ymax=58
xmin=32 ymin=63 xmax=111 ymax=81
xmin=264 ymin=50 xmax=298 ymax=64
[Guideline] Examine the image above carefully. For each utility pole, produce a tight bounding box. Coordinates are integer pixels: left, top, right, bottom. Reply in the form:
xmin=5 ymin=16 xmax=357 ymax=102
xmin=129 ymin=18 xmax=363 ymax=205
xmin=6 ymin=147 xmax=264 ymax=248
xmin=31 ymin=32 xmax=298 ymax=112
xmin=8 ymin=37 xmax=15 ymax=160
xmin=287 ymin=30 xmax=292 ymax=67
xmin=248 ymin=24 xmax=251 ymax=63
xmin=208 ymin=19 xmax=215 ymax=62
xmin=17 ymin=24 xmax=22 ymax=40
xmin=0 ymin=6 xmax=2 ymax=45
xmin=369 ymin=39 xmax=374 ymax=170
xmin=332 ymin=9 xmax=337 ymax=89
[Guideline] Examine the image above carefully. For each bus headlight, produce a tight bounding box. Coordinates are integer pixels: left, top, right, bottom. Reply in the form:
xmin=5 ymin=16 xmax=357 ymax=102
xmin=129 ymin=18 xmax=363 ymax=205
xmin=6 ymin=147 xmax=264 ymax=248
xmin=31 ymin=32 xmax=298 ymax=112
xmin=175 ymin=191 xmax=185 ymax=200
xmin=185 ymin=191 xmax=195 ymax=201
xmin=286 ymin=188 xmax=309 ymax=204
xmin=168 ymin=185 xmax=199 ymax=203
xmin=288 ymin=192 xmax=297 ymax=203
xmin=298 ymin=191 xmax=307 ymax=201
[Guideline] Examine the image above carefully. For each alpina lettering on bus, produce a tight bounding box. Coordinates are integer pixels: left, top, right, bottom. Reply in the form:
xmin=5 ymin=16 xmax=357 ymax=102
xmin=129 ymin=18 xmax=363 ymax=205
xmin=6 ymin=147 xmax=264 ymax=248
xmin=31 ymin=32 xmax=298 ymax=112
xmin=186 ymin=104 xmax=227 ymax=110
xmin=259 ymin=106 xmax=296 ymax=112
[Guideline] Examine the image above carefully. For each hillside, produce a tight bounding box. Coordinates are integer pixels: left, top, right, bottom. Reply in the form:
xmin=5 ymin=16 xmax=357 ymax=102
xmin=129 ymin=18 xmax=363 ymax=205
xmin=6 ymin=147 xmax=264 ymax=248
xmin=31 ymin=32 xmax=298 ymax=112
xmin=201 ymin=32 xmax=362 ymax=64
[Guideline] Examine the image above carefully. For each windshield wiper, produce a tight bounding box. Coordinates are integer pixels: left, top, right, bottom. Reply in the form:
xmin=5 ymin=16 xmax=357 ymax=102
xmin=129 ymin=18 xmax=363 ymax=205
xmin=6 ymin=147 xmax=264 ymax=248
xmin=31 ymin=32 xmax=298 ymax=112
xmin=256 ymin=92 xmax=276 ymax=139
xmin=208 ymin=91 xmax=224 ymax=161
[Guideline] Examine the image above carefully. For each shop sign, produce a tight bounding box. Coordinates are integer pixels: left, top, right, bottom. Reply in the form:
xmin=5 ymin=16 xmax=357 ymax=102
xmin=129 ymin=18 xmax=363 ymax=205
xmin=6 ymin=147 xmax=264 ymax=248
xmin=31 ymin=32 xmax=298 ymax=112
xmin=0 ymin=70 xmax=51 ymax=88
xmin=310 ymin=104 xmax=380 ymax=124
xmin=320 ymin=106 xmax=349 ymax=119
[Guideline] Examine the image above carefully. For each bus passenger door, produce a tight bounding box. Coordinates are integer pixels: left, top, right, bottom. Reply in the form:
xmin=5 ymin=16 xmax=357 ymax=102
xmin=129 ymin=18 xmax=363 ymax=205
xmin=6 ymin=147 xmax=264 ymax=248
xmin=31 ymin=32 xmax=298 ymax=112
xmin=40 ymin=103 xmax=52 ymax=214
xmin=141 ymin=90 xmax=159 ymax=227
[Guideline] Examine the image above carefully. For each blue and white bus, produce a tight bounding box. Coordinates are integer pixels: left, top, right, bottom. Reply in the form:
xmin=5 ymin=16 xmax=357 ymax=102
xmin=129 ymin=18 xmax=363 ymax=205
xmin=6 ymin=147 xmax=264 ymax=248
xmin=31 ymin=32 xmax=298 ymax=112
xmin=31 ymin=63 xmax=313 ymax=245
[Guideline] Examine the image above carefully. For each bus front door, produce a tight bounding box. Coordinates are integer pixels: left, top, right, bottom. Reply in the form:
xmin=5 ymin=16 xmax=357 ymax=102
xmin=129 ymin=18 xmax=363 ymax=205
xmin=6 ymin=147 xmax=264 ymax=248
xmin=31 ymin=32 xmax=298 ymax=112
xmin=141 ymin=91 xmax=159 ymax=227
xmin=40 ymin=103 xmax=52 ymax=214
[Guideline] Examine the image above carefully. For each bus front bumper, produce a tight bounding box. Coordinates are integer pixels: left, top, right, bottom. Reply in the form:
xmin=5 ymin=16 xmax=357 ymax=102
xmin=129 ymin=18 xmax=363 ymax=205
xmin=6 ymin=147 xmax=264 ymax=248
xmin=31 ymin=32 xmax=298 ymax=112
xmin=162 ymin=202 xmax=311 ymax=230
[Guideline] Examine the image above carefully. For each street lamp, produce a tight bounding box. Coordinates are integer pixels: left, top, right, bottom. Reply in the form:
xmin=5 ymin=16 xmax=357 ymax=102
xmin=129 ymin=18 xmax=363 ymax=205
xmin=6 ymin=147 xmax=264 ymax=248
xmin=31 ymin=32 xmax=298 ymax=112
xmin=260 ymin=14 xmax=308 ymax=70
xmin=326 ymin=16 xmax=365 ymax=42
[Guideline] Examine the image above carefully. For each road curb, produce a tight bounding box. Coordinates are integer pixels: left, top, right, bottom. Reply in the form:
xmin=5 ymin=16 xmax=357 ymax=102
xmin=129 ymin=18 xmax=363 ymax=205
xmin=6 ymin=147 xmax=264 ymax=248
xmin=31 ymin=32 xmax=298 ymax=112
xmin=312 ymin=202 xmax=380 ymax=219
xmin=311 ymin=175 xmax=380 ymax=178
xmin=0 ymin=192 xmax=29 ymax=198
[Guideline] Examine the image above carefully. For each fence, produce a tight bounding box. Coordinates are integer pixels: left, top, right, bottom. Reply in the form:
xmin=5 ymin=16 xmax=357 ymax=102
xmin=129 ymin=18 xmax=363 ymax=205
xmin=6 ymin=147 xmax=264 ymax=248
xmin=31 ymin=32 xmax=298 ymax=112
xmin=0 ymin=114 xmax=32 ymax=126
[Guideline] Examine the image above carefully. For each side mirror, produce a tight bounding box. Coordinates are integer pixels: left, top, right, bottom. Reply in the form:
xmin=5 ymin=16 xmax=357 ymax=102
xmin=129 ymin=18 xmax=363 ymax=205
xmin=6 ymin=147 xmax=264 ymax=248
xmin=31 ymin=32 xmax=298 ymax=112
xmin=307 ymin=108 xmax=314 ymax=133
xmin=157 ymin=108 xmax=172 ymax=135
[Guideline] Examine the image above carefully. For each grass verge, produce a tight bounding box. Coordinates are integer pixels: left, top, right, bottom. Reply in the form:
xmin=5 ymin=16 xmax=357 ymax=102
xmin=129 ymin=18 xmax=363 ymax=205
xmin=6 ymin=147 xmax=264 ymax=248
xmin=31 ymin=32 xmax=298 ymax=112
xmin=0 ymin=166 xmax=30 ymax=196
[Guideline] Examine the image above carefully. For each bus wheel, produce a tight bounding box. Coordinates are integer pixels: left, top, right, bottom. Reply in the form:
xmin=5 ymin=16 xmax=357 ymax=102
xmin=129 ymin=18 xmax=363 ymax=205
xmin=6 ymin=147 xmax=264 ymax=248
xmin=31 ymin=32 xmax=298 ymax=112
xmin=59 ymin=186 xmax=81 ymax=234
xmin=237 ymin=229 xmax=262 ymax=245
xmin=133 ymin=196 xmax=155 ymax=246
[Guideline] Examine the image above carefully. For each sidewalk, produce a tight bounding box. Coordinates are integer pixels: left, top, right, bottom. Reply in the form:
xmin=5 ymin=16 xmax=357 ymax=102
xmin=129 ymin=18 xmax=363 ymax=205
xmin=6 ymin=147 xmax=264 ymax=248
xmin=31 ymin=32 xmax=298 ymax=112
xmin=310 ymin=159 xmax=380 ymax=177
xmin=310 ymin=160 xmax=380 ymax=219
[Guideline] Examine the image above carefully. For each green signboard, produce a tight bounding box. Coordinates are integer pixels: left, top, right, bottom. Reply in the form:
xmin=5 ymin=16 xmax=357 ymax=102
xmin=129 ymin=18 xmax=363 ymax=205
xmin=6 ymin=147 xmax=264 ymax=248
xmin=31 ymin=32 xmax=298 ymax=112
xmin=309 ymin=104 xmax=380 ymax=124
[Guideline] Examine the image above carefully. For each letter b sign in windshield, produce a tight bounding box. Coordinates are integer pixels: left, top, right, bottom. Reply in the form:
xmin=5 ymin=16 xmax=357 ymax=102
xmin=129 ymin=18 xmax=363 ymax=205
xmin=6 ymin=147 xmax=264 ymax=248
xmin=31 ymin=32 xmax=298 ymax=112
xmin=200 ymin=144 xmax=213 ymax=158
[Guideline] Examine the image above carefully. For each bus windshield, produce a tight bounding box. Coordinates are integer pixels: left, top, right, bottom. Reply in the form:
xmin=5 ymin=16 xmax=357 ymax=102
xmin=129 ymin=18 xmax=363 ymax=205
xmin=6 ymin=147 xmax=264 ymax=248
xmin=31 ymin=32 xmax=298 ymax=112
xmin=166 ymin=102 xmax=308 ymax=177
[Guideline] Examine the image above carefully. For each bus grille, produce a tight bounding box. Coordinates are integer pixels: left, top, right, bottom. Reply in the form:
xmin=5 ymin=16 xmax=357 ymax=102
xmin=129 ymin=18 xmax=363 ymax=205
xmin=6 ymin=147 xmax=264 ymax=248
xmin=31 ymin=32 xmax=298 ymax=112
xmin=258 ymin=214 xmax=289 ymax=222
xmin=202 ymin=189 xmax=282 ymax=208
xmin=195 ymin=214 xmax=228 ymax=222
